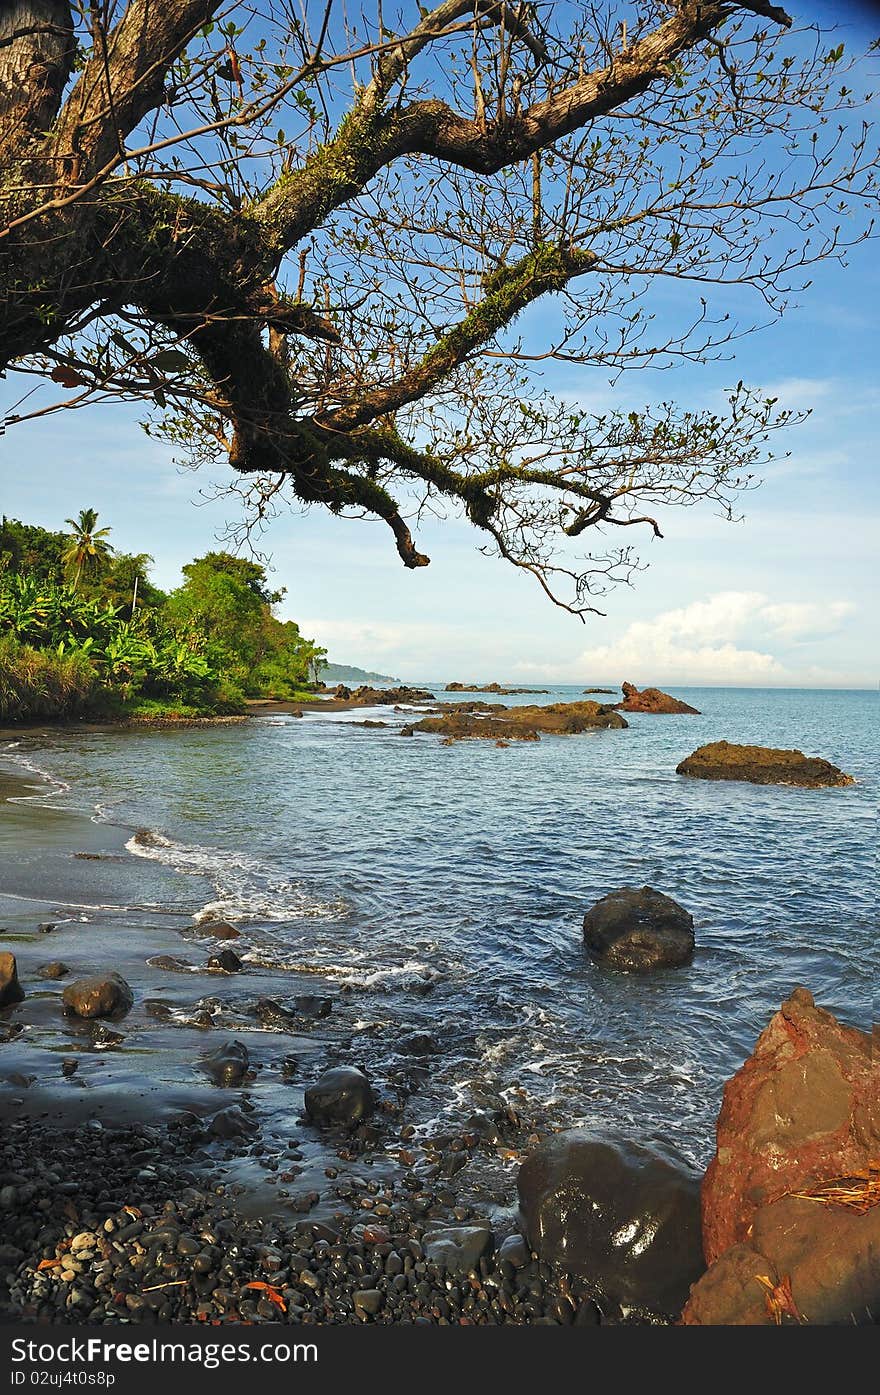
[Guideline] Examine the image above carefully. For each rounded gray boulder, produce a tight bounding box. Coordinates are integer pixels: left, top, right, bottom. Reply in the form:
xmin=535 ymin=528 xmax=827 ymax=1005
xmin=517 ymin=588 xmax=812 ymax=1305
xmin=304 ymin=1066 xmax=374 ymax=1125
xmin=583 ymin=885 xmax=694 ymax=971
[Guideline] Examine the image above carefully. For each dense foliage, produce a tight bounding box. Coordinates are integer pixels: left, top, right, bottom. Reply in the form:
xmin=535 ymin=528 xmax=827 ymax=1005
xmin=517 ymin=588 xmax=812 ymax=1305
xmin=0 ymin=515 xmax=326 ymax=721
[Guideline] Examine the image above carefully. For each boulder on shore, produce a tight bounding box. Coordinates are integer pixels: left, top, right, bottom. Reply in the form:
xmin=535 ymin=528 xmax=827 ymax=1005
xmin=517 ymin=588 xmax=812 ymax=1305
xmin=700 ymin=987 xmax=879 ymax=1264
xmin=423 ymin=1223 xmax=492 ymax=1273
xmin=582 ymin=886 xmax=695 ymax=971
xmin=682 ymin=1196 xmax=880 ymax=1325
xmin=0 ymin=952 xmax=25 ymax=1008
xmin=682 ymin=988 xmax=880 ymax=1325
xmin=61 ymin=972 xmax=132 ymax=1020
xmin=200 ymin=1039 xmax=250 ymax=1087
xmin=517 ymin=1131 xmax=704 ymax=1320
xmin=304 ymin=1066 xmax=375 ymax=1125
xmin=616 ymin=681 xmax=700 ymax=715
xmin=676 ymin=740 xmax=853 ymax=787
xmin=402 ymin=700 xmax=627 ymax=743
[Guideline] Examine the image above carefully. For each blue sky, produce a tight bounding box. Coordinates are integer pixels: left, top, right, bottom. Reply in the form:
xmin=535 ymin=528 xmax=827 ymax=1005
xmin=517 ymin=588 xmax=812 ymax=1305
xmin=1 ymin=2 xmax=877 ymax=687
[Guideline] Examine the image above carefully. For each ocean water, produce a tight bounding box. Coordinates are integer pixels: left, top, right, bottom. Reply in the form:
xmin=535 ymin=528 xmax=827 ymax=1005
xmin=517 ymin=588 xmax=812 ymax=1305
xmin=0 ymin=685 xmax=875 ymax=1174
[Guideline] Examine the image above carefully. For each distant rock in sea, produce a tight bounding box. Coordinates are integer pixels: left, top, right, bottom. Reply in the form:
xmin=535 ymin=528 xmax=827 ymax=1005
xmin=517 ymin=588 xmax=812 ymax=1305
xmin=676 ymin=741 xmax=853 ymax=787
xmin=616 ymin=681 xmax=700 ymax=714
xmin=401 ymin=699 xmax=627 ymax=742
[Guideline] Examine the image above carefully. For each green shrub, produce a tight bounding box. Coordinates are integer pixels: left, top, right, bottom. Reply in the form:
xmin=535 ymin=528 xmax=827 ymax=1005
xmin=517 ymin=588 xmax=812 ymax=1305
xmin=0 ymin=638 xmax=101 ymax=722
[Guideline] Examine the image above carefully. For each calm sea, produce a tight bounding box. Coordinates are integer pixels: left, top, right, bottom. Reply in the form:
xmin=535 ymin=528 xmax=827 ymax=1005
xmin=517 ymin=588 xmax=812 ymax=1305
xmin=1 ymin=685 xmax=875 ymax=1170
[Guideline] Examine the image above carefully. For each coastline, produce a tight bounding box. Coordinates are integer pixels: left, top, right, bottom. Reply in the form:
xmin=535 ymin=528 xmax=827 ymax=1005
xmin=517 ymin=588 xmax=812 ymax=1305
xmin=0 ymin=757 xmax=608 ymax=1326
xmin=1 ymin=701 xmax=874 ymax=1327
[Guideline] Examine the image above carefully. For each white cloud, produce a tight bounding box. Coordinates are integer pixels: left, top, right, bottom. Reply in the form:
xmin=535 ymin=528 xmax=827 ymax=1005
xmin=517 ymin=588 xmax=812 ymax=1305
xmin=519 ymin=589 xmax=858 ymax=686
xmin=758 ymin=600 xmax=856 ymax=641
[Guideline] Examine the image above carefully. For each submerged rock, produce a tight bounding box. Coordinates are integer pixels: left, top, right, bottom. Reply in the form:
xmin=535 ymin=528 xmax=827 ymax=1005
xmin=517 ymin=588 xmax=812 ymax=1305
xmin=293 ymin=994 xmax=332 ymax=1019
xmin=518 ymin=1130 xmax=704 ymax=1320
xmin=398 ymin=1031 xmax=438 ymax=1056
xmin=402 ymin=700 xmax=627 ymax=743
xmin=62 ymin=972 xmax=132 ymax=1020
xmin=676 ymin=740 xmax=853 ymax=787
xmin=700 ymin=987 xmax=879 ymax=1263
xmin=582 ymin=886 xmax=694 ymax=971
xmin=304 ymin=1066 xmax=374 ymax=1125
xmin=616 ymin=681 xmax=700 ymax=715
xmin=37 ymin=961 xmax=70 ymax=980
xmin=194 ymin=920 xmax=240 ymax=940
xmin=0 ymin=952 xmax=25 ymax=1008
xmin=200 ymin=1040 xmax=250 ymax=1087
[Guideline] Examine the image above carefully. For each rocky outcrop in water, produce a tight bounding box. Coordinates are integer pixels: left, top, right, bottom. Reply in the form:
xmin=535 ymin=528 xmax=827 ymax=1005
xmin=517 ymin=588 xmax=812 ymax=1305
xmin=206 ymin=949 xmax=243 ymax=973
xmin=337 ymin=684 xmax=435 ymax=705
xmin=676 ymin=741 xmax=853 ymax=787
xmin=401 ymin=700 xmax=627 ymax=743
xmin=582 ymin=886 xmax=695 ymax=971
xmin=62 ymin=972 xmax=132 ymax=1020
xmin=682 ymin=988 xmax=880 ymax=1325
xmin=445 ymin=682 xmax=548 ymax=695
xmin=0 ymin=953 xmax=25 ymax=1008
xmin=616 ymin=681 xmax=700 ymax=715
xmin=517 ymin=1131 xmax=704 ymax=1320
xmin=304 ymin=1066 xmax=375 ymax=1125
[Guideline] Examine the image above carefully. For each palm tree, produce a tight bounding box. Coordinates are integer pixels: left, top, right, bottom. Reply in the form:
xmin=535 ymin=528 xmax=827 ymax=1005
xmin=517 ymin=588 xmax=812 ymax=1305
xmin=62 ymin=509 xmax=114 ymax=591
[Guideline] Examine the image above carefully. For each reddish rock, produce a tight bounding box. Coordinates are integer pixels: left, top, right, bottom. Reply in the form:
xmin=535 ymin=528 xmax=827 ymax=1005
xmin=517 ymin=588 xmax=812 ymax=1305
xmin=617 ymin=681 xmax=700 ymax=715
xmin=701 ymin=987 xmax=880 ymax=1265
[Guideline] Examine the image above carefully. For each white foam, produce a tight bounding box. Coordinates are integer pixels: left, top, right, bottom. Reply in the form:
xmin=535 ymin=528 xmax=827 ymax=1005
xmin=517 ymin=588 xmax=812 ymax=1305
xmin=126 ymin=828 xmax=345 ymax=925
xmin=2 ymin=745 xmax=72 ymax=803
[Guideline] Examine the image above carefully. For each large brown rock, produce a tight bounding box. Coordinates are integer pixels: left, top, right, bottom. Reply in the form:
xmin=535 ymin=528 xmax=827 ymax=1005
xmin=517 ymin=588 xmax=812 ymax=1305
xmin=582 ymin=886 xmax=694 ymax=971
xmin=517 ymin=1130 xmax=704 ymax=1319
xmin=61 ymin=972 xmax=133 ymax=1020
xmin=682 ymin=1197 xmax=880 ymax=1325
xmin=676 ymin=740 xmax=853 ymax=787
xmin=0 ymin=952 xmax=25 ymax=1008
xmin=701 ymin=987 xmax=879 ymax=1265
xmin=617 ymin=682 xmax=700 ymax=715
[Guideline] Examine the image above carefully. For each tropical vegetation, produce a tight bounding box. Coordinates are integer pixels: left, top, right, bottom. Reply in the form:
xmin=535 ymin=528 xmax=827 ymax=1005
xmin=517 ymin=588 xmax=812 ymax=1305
xmin=0 ymin=513 xmax=326 ymax=722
